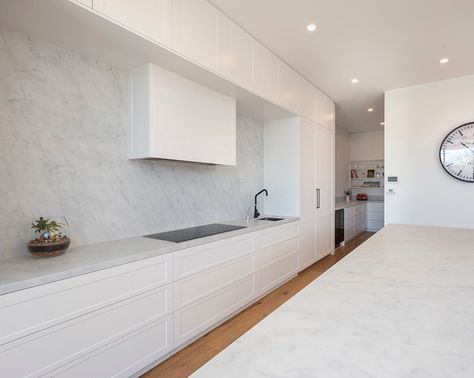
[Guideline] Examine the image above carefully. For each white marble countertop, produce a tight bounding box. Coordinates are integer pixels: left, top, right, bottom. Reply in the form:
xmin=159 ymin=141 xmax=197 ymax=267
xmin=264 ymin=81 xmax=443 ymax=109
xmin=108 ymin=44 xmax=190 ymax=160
xmin=0 ymin=216 xmax=298 ymax=296
xmin=194 ymin=224 xmax=474 ymax=378
xmin=335 ymin=199 xmax=384 ymax=210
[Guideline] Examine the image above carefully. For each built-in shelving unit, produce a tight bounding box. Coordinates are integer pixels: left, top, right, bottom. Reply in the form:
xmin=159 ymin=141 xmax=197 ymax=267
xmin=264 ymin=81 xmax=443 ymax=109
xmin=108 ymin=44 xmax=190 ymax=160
xmin=350 ymin=160 xmax=384 ymax=196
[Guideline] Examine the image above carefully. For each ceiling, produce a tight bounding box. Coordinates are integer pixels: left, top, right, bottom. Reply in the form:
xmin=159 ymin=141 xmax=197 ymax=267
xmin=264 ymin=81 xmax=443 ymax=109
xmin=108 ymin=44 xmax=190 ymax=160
xmin=209 ymin=0 xmax=474 ymax=133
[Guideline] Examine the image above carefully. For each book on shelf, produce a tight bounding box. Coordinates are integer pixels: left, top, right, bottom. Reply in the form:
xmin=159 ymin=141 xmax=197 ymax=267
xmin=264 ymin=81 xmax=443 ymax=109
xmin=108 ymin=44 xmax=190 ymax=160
xmin=350 ymin=169 xmax=358 ymax=178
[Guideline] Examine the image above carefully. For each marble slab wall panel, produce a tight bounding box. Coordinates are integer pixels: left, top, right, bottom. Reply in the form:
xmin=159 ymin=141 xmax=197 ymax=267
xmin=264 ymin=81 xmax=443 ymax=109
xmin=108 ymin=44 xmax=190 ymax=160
xmin=0 ymin=29 xmax=264 ymax=258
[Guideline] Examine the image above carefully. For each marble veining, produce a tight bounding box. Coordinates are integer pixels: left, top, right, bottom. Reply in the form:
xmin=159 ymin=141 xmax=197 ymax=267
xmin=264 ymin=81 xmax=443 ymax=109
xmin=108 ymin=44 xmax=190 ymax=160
xmin=0 ymin=217 xmax=298 ymax=296
xmin=194 ymin=224 xmax=474 ymax=378
xmin=0 ymin=28 xmax=263 ymax=258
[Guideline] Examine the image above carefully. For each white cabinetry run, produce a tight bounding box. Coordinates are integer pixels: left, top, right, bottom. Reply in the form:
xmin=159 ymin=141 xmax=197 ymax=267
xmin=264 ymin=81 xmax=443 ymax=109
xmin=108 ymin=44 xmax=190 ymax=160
xmin=264 ymin=116 xmax=335 ymax=271
xmin=0 ymin=221 xmax=300 ymax=376
xmin=129 ymin=63 xmax=236 ymax=165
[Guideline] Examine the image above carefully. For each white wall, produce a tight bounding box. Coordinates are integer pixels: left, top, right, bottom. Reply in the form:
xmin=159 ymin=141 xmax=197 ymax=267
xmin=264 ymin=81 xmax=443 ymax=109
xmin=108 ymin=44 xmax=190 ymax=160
xmin=0 ymin=28 xmax=264 ymax=258
xmin=335 ymin=127 xmax=350 ymax=197
xmin=385 ymin=75 xmax=474 ymax=229
xmin=350 ymin=130 xmax=384 ymax=161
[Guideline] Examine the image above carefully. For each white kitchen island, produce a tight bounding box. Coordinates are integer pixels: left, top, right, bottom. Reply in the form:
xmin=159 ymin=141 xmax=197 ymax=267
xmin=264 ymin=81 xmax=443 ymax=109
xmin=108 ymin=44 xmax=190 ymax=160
xmin=193 ymin=224 xmax=474 ymax=377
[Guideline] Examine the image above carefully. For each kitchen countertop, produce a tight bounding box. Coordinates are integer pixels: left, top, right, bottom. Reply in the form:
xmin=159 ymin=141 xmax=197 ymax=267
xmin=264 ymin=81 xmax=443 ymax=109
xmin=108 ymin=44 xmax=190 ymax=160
xmin=0 ymin=216 xmax=298 ymax=296
xmin=335 ymin=198 xmax=384 ymax=210
xmin=193 ymin=224 xmax=474 ymax=378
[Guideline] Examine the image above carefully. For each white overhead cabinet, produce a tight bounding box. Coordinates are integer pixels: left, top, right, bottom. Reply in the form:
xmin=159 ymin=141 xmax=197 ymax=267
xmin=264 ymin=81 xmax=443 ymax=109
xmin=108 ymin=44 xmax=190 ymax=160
xmin=315 ymin=89 xmax=335 ymax=130
xmin=129 ymin=63 xmax=236 ymax=165
xmin=93 ymin=0 xmax=172 ymax=47
xmin=277 ymin=62 xmax=299 ymax=112
xmin=252 ymin=42 xmax=279 ymax=102
xmin=172 ymin=0 xmax=223 ymax=73
xmin=76 ymin=0 xmax=92 ymax=7
xmin=222 ymin=16 xmax=254 ymax=88
xmin=297 ymin=76 xmax=316 ymax=122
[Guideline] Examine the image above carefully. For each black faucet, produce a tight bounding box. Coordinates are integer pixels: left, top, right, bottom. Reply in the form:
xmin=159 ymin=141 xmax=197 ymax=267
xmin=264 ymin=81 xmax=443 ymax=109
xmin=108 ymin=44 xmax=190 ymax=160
xmin=254 ymin=189 xmax=268 ymax=218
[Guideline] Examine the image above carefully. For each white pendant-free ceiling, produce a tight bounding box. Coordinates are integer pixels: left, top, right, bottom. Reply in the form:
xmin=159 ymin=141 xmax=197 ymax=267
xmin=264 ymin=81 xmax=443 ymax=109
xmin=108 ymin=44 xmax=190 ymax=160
xmin=209 ymin=0 xmax=474 ymax=133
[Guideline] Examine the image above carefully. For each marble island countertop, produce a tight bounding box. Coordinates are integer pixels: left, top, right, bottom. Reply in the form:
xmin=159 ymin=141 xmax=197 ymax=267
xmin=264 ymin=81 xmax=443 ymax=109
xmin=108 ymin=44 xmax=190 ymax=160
xmin=0 ymin=216 xmax=298 ymax=296
xmin=194 ymin=224 xmax=474 ymax=378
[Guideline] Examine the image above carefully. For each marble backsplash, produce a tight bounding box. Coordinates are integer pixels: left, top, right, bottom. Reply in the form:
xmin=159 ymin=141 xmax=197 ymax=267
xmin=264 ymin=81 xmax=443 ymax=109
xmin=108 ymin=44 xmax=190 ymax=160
xmin=0 ymin=29 xmax=264 ymax=258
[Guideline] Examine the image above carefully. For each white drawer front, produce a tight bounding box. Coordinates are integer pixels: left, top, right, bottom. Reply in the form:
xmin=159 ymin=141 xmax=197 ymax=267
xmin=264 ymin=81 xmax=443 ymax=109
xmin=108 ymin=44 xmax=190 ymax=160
xmin=367 ymin=210 xmax=384 ymax=221
xmin=174 ymin=235 xmax=254 ymax=279
xmin=344 ymin=207 xmax=355 ymax=218
xmin=255 ymin=237 xmax=299 ymax=271
xmin=256 ymin=253 xmax=299 ymax=295
xmin=174 ymin=255 xmax=254 ymax=310
xmin=0 ymin=284 xmax=172 ymax=377
xmin=174 ymin=275 xmax=255 ymax=346
xmin=0 ymin=254 xmax=172 ymax=346
xmin=53 ymin=314 xmax=173 ymax=378
xmin=367 ymin=220 xmax=384 ymax=231
xmin=367 ymin=203 xmax=384 ymax=212
xmin=254 ymin=222 xmax=299 ymax=250
xmin=355 ymin=204 xmax=366 ymax=214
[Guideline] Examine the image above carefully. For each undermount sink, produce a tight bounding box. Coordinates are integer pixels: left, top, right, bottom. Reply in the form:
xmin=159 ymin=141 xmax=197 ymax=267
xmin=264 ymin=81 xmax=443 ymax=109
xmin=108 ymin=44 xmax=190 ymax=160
xmin=258 ymin=217 xmax=284 ymax=221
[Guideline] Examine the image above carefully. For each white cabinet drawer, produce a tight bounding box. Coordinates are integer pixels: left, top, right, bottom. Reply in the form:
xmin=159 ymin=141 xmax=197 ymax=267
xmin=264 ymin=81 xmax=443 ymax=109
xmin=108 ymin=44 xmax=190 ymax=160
xmin=255 ymin=237 xmax=299 ymax=271
xmin=174 ymin=234 xmax=254 ymax=279
xmin=367 ymin=220 xmax=384 ymax=231
xmin=254 ymin=222 xmax=299 ymax=250
xmin=174 ymin=255 xmax=254 ymax=310
xmin=174 ymin=275 xmax=255 ymax=346
xmin=53 ymin=314 xmax=173 ymax=378
xmin=344 ymin=207 xmax=355 ymax=219
xmin=256 ymin=253 xmax=299 ymax=295
xmin=367 ymin=202 xmax=384 ymax=212
xmin=355 ymin=204 xmax=366 ymax=214
xmin=367 ymin=210 xmax=384 ymax=221
xmin=0 ymin=284 xmax=172 ymax=377
xmin=0 ymin=254 xmax=172 ymax=345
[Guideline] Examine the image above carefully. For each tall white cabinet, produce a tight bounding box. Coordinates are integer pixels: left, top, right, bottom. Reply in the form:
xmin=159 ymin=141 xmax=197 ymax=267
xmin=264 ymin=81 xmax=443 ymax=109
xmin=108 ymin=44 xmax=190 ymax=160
xmin=264 ymin=114 xmax=335 ymax=270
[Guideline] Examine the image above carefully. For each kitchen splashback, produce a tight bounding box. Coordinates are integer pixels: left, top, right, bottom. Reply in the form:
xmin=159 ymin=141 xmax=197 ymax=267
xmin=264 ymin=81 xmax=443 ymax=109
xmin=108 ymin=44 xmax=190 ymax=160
xmin=0 ymin=28 xmax=263 ymax=258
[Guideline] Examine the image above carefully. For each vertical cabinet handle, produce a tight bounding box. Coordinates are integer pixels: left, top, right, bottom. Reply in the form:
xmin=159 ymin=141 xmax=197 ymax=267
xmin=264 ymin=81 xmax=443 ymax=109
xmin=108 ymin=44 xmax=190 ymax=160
xmin=316 ymin=188 xmax=320 ymax=209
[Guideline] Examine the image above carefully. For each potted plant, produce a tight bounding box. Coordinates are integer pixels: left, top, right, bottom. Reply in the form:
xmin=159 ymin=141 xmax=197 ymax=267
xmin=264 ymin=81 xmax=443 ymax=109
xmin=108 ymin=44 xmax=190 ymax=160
xmin=27 ymin=217 xmax=70 ymax=257
xmin=344 ymin=190 xmax=352 ymax=202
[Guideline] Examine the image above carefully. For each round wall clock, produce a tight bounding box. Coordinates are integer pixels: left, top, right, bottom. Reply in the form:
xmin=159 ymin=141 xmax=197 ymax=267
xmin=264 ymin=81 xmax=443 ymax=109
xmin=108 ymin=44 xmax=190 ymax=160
xmin=439 ymin=122 xmax=474 ymax=182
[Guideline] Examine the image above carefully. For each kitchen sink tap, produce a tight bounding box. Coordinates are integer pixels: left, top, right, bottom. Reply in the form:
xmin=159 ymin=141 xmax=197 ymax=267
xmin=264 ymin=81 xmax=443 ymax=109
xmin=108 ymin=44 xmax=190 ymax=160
xmin=254 ymin=189 xmax=268 ymax=218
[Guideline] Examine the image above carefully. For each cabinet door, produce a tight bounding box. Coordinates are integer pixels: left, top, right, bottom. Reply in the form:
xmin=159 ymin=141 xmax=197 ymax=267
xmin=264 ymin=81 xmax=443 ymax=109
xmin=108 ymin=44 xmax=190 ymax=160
xmin=299 ymin=217 xmax=316 ymax=270
xmin=75 ymin=0 xmax=92 ymax=7
xmin=315 ymin=125 xmax=334 ymax=215
xmin=315 ymin=89 xmax=335 ymax=130
xmin=253 ymin=41 xmax=278 ymax=101
xmin=172 ymin=0 xmax=222 ymax=72
xmin=93 ymin=0 xmax=172 ymax=46
xmin=316 ymin=213 xmax=334 ymax=259
xmin=315 ymin=124 xmax=335 ymax=257
xmin=298 ymin=76 xmax=315 ymax=121
xmin=300 ymin=119 xmax=316 ymax=218
xmin=222 ymin=16 xmax=253 ymax=88
xmin=277 ymin=62 xmax=298 ymax=112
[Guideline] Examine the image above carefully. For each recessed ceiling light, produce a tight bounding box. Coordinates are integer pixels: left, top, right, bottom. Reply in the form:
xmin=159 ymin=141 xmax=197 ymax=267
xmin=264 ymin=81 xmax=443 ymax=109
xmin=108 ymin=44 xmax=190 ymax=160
xmin=440 ymin=58 xmax=449 ymax=64
xmin=380 ymin=122 xmax=385 ymax=125
xmin=368 ymin=108 xmax=374 ymax=112
xmin=306 ymin=24 xmax=317 ymax=32
xmin=351 ymin=78 xmax=359 ymax=84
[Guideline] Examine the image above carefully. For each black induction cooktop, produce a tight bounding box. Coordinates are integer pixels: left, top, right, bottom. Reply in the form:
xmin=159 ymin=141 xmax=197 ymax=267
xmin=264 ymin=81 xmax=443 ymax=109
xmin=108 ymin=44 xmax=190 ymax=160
xmin=144 ymin=223 xmax=246 ymax=243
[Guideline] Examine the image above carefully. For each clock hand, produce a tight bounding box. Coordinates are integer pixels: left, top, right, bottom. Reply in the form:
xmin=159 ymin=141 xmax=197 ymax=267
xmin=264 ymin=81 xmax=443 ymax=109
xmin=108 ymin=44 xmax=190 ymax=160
xmin=460 ymin=142 xmax=474 ymax=155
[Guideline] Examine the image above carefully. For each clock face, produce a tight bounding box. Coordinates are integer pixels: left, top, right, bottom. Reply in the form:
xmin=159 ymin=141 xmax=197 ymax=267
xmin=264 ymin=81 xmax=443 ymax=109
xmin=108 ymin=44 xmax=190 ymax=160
xmin=439 ymin=122 xmax=474 ymax=182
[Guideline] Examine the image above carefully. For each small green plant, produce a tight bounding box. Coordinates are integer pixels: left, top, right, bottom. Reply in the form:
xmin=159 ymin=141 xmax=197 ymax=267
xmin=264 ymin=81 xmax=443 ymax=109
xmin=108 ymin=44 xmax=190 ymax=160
xmin=31 ymin=217 xmax=63 ymax=240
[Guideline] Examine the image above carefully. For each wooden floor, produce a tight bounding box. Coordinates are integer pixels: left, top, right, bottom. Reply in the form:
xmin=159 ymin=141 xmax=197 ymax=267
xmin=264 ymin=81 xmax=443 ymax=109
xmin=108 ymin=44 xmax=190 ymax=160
xmin=143 ymin=232 xmax=374 ymax=378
